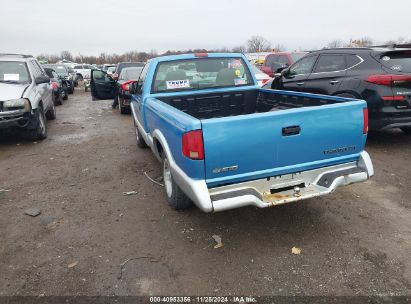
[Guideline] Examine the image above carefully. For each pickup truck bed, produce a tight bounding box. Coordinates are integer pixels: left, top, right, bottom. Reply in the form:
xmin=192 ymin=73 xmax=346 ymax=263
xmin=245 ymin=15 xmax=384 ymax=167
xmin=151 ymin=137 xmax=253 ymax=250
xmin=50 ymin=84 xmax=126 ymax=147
xmin=157 ymin=88 xmax=353 ymax=119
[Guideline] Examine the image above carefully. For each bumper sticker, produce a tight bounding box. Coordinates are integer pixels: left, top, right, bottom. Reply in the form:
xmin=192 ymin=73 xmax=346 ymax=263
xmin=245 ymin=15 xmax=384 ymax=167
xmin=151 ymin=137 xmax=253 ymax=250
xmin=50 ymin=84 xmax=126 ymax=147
xmin=166 ymin=79 xmax=190 ymax=90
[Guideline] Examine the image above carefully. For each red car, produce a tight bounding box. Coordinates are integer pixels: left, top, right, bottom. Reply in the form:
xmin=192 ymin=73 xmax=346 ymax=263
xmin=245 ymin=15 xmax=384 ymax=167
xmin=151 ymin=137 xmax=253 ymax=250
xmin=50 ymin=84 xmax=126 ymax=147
xmin=260 ymin=52 xmax=307 ymax=77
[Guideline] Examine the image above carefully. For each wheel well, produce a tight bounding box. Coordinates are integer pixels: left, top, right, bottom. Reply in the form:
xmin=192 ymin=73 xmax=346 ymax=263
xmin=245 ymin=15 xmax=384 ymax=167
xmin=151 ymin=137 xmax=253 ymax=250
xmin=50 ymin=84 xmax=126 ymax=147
xmin=333 ymin=91 xmax=362 ymax=99
xmin=154 ymin=138 xmax=164 ymax=158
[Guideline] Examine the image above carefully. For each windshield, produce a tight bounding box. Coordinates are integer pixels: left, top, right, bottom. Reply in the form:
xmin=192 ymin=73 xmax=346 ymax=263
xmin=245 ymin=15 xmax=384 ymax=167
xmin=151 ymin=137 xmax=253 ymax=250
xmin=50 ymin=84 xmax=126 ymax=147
xmin=116 ymin=62 xmax=145 ymax=74
xmin=52 ymin=65 xmax=69 ymax=76
xmin=152 ymin=58 xmax=253 ymax=93
xmin=251 ymin=65 xmax=263 ymax=74
xmin=0 ymin=61 xmax=31 ymax=83
xmin=120 ymin=67 xmax=143 ymax=80
xmin=379 ymin=51 xmax=411 ymax=73
xmin=290 ymin=53 xmax=307 ymax=62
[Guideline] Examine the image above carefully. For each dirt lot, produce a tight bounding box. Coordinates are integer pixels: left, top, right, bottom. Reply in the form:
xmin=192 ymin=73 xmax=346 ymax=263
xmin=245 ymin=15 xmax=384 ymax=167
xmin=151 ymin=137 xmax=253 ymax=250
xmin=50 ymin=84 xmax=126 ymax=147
xmin=0 ymin=88 xmax=410 ymax=296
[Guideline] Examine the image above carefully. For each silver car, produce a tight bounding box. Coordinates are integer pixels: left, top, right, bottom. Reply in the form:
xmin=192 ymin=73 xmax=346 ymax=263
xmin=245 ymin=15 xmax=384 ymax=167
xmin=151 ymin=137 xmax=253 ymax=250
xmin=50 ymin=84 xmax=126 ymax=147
xmin=0 ymin=54 xmax=56 ymax=140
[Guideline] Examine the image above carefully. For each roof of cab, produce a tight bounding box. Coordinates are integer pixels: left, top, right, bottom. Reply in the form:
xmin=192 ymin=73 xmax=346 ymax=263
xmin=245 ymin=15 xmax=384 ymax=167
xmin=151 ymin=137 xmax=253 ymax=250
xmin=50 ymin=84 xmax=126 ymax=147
xmin=152 ymin=53 xmax=247 ymax=63
xmin=310 ymin=46 xmax=411 ymax=54
xmin=0 ymin=53 xmax=34 ymax=62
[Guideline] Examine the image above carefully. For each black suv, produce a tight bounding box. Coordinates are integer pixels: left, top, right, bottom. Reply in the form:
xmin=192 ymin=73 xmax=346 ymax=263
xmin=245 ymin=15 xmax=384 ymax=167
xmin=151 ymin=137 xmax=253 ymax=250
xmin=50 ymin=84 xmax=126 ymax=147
xmin=267 ymin=46 xmax=411 ymax=132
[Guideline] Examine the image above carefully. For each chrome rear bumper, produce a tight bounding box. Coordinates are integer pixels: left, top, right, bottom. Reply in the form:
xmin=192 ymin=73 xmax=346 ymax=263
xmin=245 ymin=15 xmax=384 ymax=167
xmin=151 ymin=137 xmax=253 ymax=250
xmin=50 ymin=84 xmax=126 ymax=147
xmin=208 ymin=151 xmax=373 ymax=212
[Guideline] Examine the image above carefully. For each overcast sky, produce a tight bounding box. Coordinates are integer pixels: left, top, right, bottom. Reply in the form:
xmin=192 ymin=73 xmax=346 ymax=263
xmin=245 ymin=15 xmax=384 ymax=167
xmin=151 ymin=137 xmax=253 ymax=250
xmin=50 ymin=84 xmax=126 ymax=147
xmin=0 ymin=0 xmax=409 ymax=56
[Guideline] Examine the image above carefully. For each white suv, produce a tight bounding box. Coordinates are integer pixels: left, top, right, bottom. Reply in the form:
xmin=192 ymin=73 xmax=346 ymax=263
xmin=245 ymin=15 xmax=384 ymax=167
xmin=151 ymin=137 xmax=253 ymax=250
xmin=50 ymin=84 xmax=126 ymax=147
xmin=73 ymin=64 xmax=95 ymax=81
xmin=0 ymin=54 xmax=56 ymax=140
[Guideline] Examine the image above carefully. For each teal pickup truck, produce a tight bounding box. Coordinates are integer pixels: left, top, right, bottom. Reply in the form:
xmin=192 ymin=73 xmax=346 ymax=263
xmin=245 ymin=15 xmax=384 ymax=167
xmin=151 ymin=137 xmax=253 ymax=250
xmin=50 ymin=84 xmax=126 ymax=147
xmin=91 ymin=53 xmax=374 ymax=213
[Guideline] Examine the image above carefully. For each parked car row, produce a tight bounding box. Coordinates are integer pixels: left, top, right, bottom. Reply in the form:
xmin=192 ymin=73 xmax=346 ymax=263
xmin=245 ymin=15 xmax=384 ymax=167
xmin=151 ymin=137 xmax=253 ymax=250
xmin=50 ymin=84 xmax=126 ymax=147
xmin=89 ymin=61 xmax=145 ymax=114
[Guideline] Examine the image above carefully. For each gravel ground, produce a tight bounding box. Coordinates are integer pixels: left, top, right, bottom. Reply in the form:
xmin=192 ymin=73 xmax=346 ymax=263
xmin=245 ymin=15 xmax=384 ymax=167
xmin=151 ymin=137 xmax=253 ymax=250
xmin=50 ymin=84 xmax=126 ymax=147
xmin=0 ymin=88 xmax=410 ymax=296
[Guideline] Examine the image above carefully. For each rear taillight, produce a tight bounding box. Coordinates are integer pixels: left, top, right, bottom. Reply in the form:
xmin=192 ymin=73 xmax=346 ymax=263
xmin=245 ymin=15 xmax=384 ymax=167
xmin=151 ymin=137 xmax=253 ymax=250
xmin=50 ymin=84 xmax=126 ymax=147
xmin=182 ymin=130 xmax=204 ymax=160
xmin=261 ymin=79 xmax=270 ymax=85
xmin=367 ymin=74 xmax=411 ymax=86
xmin=120 ymin=80 xmax=134 ymax=91
xmin=51 ymin=82 xmax=58 ymax=89
xmin=382 ymin=96 xmax=405 ymax=101
xmin=363 ymin=108 xmax=369 ymax=134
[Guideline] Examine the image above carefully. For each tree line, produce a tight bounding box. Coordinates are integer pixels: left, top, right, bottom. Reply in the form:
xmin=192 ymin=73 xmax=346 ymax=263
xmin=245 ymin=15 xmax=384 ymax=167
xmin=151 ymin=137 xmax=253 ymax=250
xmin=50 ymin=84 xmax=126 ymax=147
xmin=37 ymin=35 xmax=411 ymax=64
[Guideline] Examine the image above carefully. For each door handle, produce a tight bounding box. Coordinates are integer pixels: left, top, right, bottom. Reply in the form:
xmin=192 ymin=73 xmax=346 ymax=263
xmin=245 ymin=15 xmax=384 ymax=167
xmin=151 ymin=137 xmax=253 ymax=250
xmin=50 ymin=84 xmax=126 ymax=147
xmin=282 ymin=125 xmax=301 ymax=136
xmin=296 ymin=82 xmax=305 ymax=86
xmin=329 ymin=80 xmax=339 ymax=85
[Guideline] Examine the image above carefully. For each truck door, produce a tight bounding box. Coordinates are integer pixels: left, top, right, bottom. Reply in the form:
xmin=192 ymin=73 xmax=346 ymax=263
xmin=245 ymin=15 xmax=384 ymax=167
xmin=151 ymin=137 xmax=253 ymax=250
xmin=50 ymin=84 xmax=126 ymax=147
xmin=280 ymin=55 xmax=318 ymax=92
xmin=130 ymin=62 xmax=149 ymax=130
xmin=304 ymin=54 xmax=347 ymax=95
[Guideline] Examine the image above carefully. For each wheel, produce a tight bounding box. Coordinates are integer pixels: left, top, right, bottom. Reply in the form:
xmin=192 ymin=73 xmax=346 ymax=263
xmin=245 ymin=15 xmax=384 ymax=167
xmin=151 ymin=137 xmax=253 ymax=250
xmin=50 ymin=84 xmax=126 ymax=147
xmin=133 ymin=118 xmax=148 ymax=149
xmin=162 ymin=153 xmax=193 ymax=210
xmin=120 ymin=106 xmax=128 ymax=114
xmin=68 ymin=83 xmax=74 ymax=94
xmin=54 ymin=91 xmax=63 ymax=106
xmin=133 ymin=118 xmax=148 ymax=148
xmin=400 ymin=127 xmax=411 ymax=134
xmin=62 ymin=85 xmax=68 ymax=100
xmin=45 ymin=102 xmax=56 ymax=120
xmin=28 ymin=107 xmax=47 ymax=140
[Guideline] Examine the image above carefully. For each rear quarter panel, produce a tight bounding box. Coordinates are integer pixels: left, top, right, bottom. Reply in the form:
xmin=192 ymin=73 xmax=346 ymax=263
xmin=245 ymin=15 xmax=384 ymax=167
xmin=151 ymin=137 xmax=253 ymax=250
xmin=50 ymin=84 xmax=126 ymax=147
xmin=143 ymin=97 xmax=205 ymax=179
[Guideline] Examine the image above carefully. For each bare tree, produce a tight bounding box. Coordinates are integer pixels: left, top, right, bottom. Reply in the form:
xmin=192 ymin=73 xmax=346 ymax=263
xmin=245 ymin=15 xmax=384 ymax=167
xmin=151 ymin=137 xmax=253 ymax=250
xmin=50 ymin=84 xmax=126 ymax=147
xmin=60 ymin=50 xmax=73 ymax=61
xmin=247 ymin=35 xmax=272 ymax=53
xmin=326 ymin=40 xmax=343 ymax=49
xmin=231 ymin=45 xmax=247 ymax=53
xmin=272 ymin=43 xmax=286 ymax=52
xmin=148 ymin=49 xmax=158 ymax=59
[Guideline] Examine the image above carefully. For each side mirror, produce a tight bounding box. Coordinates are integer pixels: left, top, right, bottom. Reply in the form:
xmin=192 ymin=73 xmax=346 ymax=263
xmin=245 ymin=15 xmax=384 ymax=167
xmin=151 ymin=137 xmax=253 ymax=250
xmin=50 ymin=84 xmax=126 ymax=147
xmin=129 ymin=81 xmax=140 ymax=94
xmin=275 ymin=66 xmax=287 ymax=74
xmin=35 ymin=75 xmax=50 ymax=84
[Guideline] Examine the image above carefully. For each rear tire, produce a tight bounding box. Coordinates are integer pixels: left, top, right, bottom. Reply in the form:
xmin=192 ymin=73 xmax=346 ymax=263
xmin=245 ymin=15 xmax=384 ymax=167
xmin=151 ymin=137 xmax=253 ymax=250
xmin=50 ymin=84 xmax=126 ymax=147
xmin=120 ymin=104 xmax=129 ymax=115
xmin=45 ymin=102 xmax=56 ymax=120
xmin=400 ymin=127 xmax=411 ymax=134
xmin=162 ymin=153 xmax=193 ymax=210
xmin=28 ymin=107 xmax=47 ymax=140
xmin=62 ymin=85 xmax=68 ymax=100
xmin=68 ymin=85 xmax=74 ymax=94
xmin=55 ymin=91 xmax=63 ymax=106
xmin=134 ymin=118 xmax=148 ymax=148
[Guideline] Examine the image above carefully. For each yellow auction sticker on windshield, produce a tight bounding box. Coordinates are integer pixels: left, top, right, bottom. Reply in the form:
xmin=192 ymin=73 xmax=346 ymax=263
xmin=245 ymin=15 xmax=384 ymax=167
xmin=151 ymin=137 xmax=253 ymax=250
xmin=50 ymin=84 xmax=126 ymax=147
xmin=235 ymin=69 xmax=241 ymax=77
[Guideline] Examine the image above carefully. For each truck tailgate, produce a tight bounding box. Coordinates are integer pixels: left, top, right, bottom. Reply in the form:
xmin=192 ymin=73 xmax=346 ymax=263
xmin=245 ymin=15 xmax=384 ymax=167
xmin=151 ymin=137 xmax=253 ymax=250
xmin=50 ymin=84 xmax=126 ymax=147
xmin=202 ymin=100 xmax=367 ymax=187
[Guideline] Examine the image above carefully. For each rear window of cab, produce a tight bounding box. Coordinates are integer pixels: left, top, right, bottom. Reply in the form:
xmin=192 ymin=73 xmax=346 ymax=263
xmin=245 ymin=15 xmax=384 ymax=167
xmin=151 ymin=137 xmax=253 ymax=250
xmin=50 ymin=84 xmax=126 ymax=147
xmin=152 ymin=58 xmax=253 ymax=93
